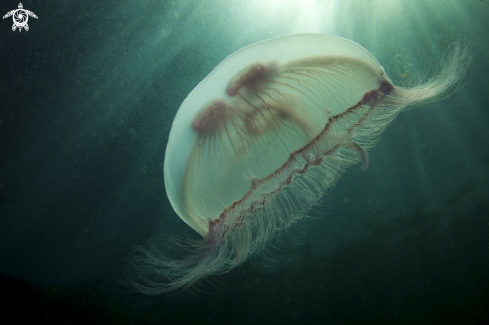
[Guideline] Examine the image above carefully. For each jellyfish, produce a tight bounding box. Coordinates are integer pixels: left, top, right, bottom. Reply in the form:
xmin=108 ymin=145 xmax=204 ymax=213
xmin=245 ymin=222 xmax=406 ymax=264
xmin=131 ymin=34 xmax=470 ymax=294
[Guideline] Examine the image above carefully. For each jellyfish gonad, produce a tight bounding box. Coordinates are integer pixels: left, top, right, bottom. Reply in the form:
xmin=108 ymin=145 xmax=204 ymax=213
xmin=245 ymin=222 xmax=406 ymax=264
xmin=131 ymin=34 xmax=470 ymax=294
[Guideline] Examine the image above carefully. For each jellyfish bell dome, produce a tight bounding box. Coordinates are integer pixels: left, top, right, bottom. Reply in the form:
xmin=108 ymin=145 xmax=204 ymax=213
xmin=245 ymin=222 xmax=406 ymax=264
xmin=164 ymin=34 xmax=390 ymax=236
xmin=140 ymin=33 xmax=470 ymax=294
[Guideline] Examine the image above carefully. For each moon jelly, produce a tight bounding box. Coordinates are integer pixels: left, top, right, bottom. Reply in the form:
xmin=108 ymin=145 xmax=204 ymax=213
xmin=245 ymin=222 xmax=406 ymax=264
xmin=133 ymin=34 xmax=470 ymax=294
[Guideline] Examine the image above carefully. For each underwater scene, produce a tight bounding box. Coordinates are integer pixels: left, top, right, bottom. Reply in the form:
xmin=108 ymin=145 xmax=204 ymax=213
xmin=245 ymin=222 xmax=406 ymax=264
xmin=1 ymin=0 xmax=488 ymax=324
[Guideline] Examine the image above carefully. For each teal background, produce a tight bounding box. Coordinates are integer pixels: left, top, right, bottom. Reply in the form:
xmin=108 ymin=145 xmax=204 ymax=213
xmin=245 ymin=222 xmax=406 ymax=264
xmin=0 ymin=0 xmax=488 ymax=324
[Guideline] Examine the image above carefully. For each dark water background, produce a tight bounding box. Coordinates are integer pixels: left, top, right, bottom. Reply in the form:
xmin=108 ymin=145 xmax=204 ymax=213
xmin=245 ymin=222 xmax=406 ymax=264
xmin=1 ymin=0 xmax=488 ymax=324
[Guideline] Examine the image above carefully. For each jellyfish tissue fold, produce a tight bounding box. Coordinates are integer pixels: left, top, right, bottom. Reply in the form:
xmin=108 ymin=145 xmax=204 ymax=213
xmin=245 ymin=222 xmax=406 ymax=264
xmin=132 ymin=33 xmax=470 ymax=294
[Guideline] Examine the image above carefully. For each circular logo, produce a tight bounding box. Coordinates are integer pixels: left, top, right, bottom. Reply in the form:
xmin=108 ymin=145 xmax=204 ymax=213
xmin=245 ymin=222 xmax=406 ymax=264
xmin=13 ymin=9 xmax=28 ymax=28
